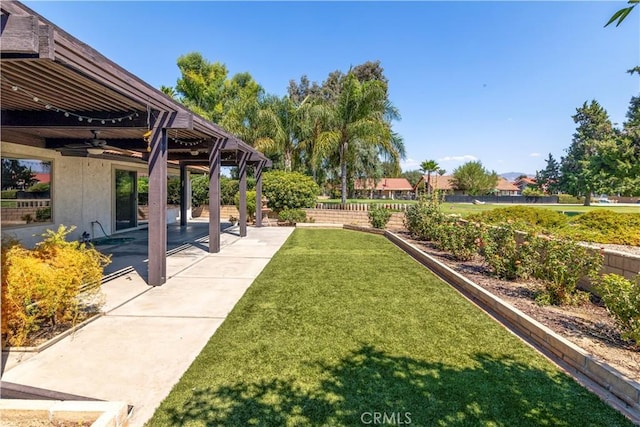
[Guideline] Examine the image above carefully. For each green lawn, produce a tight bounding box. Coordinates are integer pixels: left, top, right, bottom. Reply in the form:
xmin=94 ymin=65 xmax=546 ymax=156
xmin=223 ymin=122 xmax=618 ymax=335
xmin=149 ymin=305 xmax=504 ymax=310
xmin=149 ymin=229 xmax=631 ymax=426
xmin=318 ymin=199 xmax=639 ymax=216
xmin=442 ymin=203 xmax=639 ymax=216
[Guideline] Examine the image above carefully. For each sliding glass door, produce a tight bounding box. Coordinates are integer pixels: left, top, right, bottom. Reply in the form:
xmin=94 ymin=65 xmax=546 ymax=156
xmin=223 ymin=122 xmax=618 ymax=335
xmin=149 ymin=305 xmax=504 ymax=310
xmin=114 ymin=169 xmax=137 ymax=231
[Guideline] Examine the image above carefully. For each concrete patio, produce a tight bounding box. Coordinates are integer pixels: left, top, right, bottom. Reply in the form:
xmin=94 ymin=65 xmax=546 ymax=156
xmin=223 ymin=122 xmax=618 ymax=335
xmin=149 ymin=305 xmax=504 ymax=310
xmin=1 ymin=225 xmax=295 ymax=426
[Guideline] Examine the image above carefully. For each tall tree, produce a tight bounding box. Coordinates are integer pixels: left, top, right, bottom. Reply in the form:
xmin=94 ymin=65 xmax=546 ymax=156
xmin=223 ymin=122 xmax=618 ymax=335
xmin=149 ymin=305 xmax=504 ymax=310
xmin=171 ymin=52 xmax=264 ymax=144
xmin=297 ymin=99 xmax=334 ymax=182
xmin=419 ymin=159 xmax=439 ymax=194
xmin=560 ymin=100 xmax=616 ymax=205
xmin=318 ymin=73 xmax=393 ymax=204
xmin=535 ymin=153 xmax=561 ymax=194
xmin=451 ymin=161 xmax=498 ymax=196
xmin=402 ymin=170 xmax=423 ymax=187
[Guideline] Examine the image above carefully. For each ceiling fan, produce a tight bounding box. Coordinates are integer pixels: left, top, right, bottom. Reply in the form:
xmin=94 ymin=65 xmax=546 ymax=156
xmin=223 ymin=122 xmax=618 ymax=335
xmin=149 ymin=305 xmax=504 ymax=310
xmin=61 ymin=130 xmax=124 ymax=155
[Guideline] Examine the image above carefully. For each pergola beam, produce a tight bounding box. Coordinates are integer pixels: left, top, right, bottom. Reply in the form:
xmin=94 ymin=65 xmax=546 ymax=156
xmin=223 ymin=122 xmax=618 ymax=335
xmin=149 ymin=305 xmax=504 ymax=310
xmin=147 ymin=113 xmax=172 ymax=286
xmin=208 ymin=138 xmax=223 ymax=253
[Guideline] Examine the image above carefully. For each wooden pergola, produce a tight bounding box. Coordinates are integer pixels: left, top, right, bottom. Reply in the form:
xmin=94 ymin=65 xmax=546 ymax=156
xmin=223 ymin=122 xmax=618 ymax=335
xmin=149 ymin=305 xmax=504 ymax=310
xmin=0 ymin=1 xmax=271 ymax=286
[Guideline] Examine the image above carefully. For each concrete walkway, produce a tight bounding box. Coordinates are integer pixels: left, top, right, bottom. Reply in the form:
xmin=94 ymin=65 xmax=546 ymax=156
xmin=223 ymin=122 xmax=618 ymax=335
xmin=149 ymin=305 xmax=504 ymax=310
xmin=1 ymin=226 xmax=295 ymax=426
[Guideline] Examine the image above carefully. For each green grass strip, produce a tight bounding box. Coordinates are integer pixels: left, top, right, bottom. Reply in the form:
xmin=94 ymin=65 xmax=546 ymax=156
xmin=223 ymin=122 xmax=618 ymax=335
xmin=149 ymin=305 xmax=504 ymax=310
xmin=149 ymin=229 xmax=632 ymax=427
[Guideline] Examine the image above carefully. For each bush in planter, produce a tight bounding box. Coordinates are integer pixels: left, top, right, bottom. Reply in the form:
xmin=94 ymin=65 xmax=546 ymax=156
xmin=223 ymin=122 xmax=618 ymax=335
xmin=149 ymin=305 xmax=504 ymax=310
xmin=437 ymin=219 xmax=486 ymax=261
xmin=234 ymin=190 xmax=257 ymax=221
xmin=368 ymin=204 xmax=392 ymax=229
xmin=404 ymin=191 xmax=446 ymax=241
xmin=262 ymin=171 xmax=319 ymax=211
xmin=1 ymin=226 xmax=110 ymax=347
xmin=529 ymin=236 xmax=602 ymax=306
xmin=191 ymin=174 xmax=209 ymax=207
xmin=595 ymin=274 xmax=640 ymax=345
xmin=480 ymin=223 xmax=535 ymax=280
xmin=278 ymin=208 xmax=307 ymax=224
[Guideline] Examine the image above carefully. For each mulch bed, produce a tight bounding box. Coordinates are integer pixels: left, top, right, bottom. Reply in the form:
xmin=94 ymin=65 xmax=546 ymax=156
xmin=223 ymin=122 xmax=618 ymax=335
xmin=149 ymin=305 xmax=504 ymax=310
xmin=396 ymin=230 xmax=640 ymax=382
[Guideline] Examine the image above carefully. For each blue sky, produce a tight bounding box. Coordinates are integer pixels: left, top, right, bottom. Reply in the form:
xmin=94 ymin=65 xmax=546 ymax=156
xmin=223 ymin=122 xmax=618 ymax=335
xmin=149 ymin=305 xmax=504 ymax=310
xmin=24 ymin=1 xmax=640 ymax=175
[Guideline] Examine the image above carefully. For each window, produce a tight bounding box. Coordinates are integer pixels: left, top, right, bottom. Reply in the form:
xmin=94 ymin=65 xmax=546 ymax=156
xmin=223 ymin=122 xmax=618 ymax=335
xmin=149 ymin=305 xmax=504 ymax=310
xmin=1 ymin=157 xmax=52 ymax=227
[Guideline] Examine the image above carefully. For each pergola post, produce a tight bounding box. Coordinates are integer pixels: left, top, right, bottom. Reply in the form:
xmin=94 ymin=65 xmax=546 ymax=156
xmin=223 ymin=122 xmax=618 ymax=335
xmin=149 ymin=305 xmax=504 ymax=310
xmin=208 ymin=138 xmax=222 ymax=253
xmin=238 ymin=152 xmax=248 ymax=237
xmin=148 ymin=124 xmax=168 ymax=286
xmin=179 ymin=163 xmax=188 ymax=227
xmin=254 ymin=161 xmax=264 ymax=227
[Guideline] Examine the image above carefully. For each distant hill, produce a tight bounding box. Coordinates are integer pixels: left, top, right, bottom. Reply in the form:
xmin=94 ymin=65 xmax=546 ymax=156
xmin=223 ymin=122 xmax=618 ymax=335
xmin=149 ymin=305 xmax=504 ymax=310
xmin=500 ymin=172 xmax=533 ymax=181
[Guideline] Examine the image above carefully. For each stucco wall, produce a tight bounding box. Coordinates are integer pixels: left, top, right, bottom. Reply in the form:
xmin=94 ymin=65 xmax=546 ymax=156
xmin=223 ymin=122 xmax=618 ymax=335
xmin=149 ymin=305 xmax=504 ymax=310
xmin=1 ymin=142 xmax=152 ymax=247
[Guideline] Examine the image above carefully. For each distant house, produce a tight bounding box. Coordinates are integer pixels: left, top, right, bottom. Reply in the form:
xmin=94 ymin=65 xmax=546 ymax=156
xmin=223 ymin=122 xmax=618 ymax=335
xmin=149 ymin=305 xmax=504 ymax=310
xmin=513 ymin=176 xmax=537 ymax=194
xmin=494 ymin=178 xmax=520 ymax=196
xmin=414 ymin=175 xmax=457 ymax=195
xmin=354 ymin=178 xmax=414 ymax=200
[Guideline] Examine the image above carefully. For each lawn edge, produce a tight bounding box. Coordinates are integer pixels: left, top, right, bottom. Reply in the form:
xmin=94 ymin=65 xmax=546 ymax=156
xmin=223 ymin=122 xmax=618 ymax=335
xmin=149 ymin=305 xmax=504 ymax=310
xmin=346 ymin=225 xmax=640 ymax=424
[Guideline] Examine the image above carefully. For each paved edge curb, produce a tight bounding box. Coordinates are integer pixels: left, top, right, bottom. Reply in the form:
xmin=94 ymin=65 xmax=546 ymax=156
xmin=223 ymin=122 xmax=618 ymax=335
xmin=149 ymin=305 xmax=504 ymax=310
xmin=2 ymin=312 xmax=105 ymax=354
xmin=380 ymin=229 xmax=640 ymax=423
xmin=0 ymin=399 xmax=129 ymax=427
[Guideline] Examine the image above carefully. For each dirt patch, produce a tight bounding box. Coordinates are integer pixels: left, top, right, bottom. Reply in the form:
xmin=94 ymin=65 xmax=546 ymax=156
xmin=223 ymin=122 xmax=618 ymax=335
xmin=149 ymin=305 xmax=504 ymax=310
xmin=398 ymin=231 xmax=640 ymax=381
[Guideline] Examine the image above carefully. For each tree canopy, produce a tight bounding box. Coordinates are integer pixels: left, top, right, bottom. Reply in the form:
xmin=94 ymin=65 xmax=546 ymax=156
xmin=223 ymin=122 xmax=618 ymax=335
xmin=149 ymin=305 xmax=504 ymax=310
xmin=451 ymin=161 xmax=498 ymax=196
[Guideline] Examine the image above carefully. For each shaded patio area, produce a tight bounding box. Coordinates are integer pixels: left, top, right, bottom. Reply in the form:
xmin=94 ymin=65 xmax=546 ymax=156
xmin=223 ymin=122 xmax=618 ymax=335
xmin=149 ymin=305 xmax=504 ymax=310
xmin=95 ymin=220 xmax=236 ymax=278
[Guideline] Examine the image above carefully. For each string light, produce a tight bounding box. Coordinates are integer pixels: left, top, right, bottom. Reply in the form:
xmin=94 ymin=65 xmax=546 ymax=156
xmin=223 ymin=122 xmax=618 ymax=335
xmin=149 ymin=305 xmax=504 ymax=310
xmin=171 ymin=130 xmax=203 ymax=147
xmin=3 ymin=77 xmax=139 ymax=123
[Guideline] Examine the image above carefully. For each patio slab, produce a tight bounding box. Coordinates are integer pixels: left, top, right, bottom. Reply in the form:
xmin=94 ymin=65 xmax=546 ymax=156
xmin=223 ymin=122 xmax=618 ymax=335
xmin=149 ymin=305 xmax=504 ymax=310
xmin=1 ymin=226 xmax=295 ymax=426
xmin=109 ymin=277 xmax=253 ymax=318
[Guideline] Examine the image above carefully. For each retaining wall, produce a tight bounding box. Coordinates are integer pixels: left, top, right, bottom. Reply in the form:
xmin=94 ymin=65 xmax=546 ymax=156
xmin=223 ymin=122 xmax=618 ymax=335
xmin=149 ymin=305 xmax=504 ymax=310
xmin=384 ymin=229 xmax=640 ymax=421
xmin=304 ymin=208 xmax=405 ymax=229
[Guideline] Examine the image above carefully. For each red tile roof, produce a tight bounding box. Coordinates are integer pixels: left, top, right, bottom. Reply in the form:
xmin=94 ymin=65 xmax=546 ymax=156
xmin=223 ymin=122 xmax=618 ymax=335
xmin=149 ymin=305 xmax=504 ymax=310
xmin=354 ymin=178 xmax=413 ymax=191
xmin=415 ymin=175 xmax=454 ymax=191
xmin=496 ymin=177 xmax=519 ymax=191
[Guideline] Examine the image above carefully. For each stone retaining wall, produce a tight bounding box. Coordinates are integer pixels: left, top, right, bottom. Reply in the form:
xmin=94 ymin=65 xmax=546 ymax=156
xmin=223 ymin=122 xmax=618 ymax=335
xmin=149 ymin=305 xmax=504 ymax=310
xmin=304 ymin=208 xmax=405 ymax=229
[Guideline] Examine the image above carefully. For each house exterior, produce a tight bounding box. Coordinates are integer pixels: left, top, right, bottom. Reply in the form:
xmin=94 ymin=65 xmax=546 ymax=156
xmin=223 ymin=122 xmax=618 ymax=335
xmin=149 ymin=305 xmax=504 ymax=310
xmin=0 ymin=1 xmax=270 ymax=286
xmin=494 ymin=178 xmax=520 ymax=196
xmin=414 ymin=174 xmax=457 ymax=195
xmin=513 ymin=176 xmax=537 ymax=194
xmin=354 ymin=178 xmax=414 ymax=199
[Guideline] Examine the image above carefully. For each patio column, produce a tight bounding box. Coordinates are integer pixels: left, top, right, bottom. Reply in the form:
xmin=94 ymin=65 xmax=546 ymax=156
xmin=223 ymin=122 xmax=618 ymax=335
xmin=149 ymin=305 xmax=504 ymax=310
xmin=148 ymin=124 xmax=168 ymax=286
xmin=254 ymin=161 xmax=264 ymax=227
xmin=208 ymin=138 xmax=222 ymax=253
xmin=179 ymin=163 xmax=188 ymax=227
xmin=238 ymin=152 xmax=248 ymax=237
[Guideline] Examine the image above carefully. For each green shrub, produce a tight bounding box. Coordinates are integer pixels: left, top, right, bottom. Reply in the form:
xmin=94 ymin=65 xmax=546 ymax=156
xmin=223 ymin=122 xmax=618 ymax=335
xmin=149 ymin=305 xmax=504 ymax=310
xmin=468 ymin=206 xmax=568 ymax=232
xmin=278 ymin=208 xmax=307 ymax=224
xmin=26 ymin=182 xmax=50 ymax=193
xmin=521 ymin=187 xmax=544 ymax=197
xmin=438 ymin=219 xmax=485 ymax=261
xmin=530 ymin=237 xmax=602 ymax=305
xmin=557 ymin=194 xmax=583 ymax=204
xmin=1 ymin=226 xmax=110 ymax=347
xmin=234 ymin=190 xmax=257 ymax=221
xmin=191 ymin=174 xmax=209 ymax=207
xmin=595 ymin=274 xmax=640 ymax=345
xmin=263 ymin=171 xmax=319 ymax=212
xmin=167 ymin=176 xmax=181 ymax=205
xmin=480 ymin=224 xmax=535 ymax=280
xmin=35 ymin=207 xmax=51 ymax=222
xmin=1 ymin=190 xmax=17 ymax=199
xmin=404 ymin=191 xmax=447 ymax=241
xmin=368 ymin=205 xmax=392 ymax=229
xmin=561 ymin=211 xmax=640 ymax=246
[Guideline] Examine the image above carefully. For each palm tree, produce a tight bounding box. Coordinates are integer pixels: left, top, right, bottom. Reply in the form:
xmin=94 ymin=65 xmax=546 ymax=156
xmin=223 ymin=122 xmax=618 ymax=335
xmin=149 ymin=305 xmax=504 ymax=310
xmin=420 ymin=159 xmax=439 ymax=194
xmin=297 ymin=99 xmax=334 ymax=182
xmin=319 ymin=73 xmax=395 ymax=204
xmin=253 ymin=95 xmax=301 ymax=172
